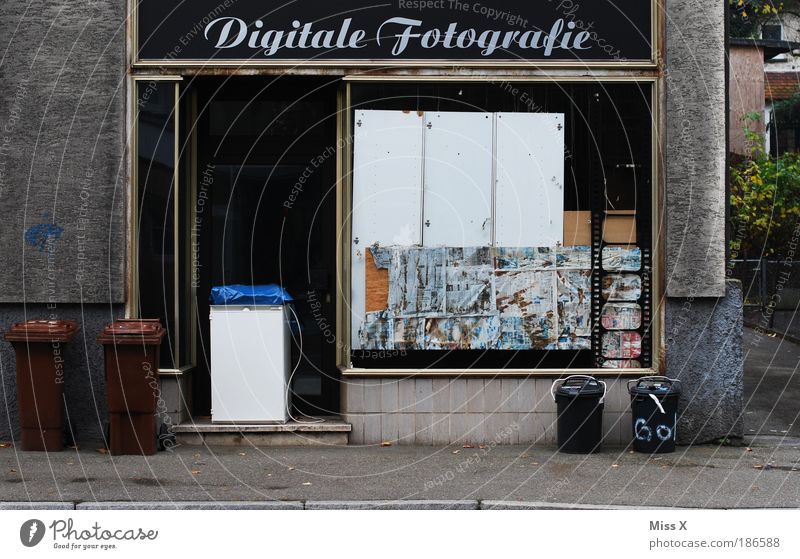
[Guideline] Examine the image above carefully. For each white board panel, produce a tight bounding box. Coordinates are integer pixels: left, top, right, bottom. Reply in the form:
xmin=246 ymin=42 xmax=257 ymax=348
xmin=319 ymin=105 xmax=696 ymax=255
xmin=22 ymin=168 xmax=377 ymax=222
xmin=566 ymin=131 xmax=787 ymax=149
xmin=423 ymin=112 xmax=493 ymax=247
xmin=494 ymin=112 xmax=565 ymax=247
xmin=351 ymin=109 xmax=424 ymax=349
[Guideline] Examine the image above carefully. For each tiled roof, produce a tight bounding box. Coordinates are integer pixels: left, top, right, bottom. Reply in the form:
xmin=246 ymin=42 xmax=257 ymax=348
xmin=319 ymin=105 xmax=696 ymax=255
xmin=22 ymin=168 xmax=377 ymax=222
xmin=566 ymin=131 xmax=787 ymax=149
xmin=765 ymin=72 xmax=800 ymax=101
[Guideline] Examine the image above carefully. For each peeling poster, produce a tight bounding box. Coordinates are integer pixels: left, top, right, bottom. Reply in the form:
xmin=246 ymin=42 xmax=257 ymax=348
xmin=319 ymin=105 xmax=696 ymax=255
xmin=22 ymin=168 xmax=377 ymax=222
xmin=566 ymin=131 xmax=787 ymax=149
xmin=600 ymin=302 xmax=642 ymax=330
xmin=495 ymin=247 xmax=554 ymax=270
xmin=425 ymin=315 xmax=500 ymax=350
xmin=359 ymin=311 xmax=393 ymax=350
xmin=445 ymin=247 xmax=494 ymax=315
xmin=601 ymin=274 xmax=641 ymax=301
xmin=601 ymin=331 xmax=642 ymax=359
xmin=557 ymin=270 xmax=592 ymax=337
xmin=602 ymin=246 xmax=641 ymax=272
xmin=495 ymin=270 xmax=556 ymax=317
xmin=388 ymin=247 xmax=446 ymax=316
xmin=497 ymin=315 xmax=557 ymax=350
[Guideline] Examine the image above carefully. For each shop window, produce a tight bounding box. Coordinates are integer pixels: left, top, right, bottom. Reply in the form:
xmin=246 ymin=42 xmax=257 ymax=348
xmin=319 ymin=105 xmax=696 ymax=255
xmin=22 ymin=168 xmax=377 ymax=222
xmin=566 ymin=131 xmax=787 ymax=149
xmin=346 ymin=82 xmax=653 ymax=370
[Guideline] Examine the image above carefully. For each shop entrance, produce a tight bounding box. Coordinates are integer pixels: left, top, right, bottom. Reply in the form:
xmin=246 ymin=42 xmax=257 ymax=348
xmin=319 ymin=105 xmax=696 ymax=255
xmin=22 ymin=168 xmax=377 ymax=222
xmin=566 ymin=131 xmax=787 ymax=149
xmin=190 ymin=77 xmax=340 ymax=417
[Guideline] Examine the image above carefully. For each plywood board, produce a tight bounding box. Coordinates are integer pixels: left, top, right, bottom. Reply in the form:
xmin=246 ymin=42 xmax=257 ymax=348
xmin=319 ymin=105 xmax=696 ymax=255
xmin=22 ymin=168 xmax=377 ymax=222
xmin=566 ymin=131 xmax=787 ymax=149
xmin=603 ymin=210 xmax=637 ymax=244
xmin=564 ymin=211 xmax=592 ymax=246
xmin=495 ymin=112 xmax=565 ymax=247
xmin=423 ymin=112 xmax=493 ymax=247
xmin=365 ymin=248 xmax=390 ymax=312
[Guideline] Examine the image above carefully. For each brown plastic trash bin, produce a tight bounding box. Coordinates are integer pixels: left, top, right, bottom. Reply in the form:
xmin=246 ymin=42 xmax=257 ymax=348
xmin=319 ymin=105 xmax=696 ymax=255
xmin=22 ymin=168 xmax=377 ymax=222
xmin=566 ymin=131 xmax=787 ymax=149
xmin=4 ymin=319 xmax=79 ymax=452
xmin=97 ymin=319 xmax=165 ymax=455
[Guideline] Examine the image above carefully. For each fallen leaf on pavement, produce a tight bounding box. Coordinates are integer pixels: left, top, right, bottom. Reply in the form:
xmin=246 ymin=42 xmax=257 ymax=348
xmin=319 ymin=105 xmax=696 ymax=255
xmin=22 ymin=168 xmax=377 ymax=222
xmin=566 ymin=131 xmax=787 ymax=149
xmin=0 ymin=443 xmax=13 ymax=448
xmin=452 ymin=450 xmax=460 ymax=454
xmin=611 ymin=464 xmax=619 ymax=468
xmin=745 ymin=447 xmax=753 ymax=452
xmin=238 ymin=452 xmax=246 ymax=456
xmin=463 ymin=444 xmax=474 ymax=449
xmin=96 ymin=448 xmax=108 ymax=454
xmin=478 ymin=444 xmax=487 ymax=449
xmin=302 ymin=482 xmax=312 ymax=486
xmin=191 ymin=469 xmax=201 ymax=475
xmin=9 ymin=469 xmax=16 ymax=473
xmin=381 ymin=441 xmax=392 ymax=447
xmin=288 ymin=467 xmax=295 ymax=471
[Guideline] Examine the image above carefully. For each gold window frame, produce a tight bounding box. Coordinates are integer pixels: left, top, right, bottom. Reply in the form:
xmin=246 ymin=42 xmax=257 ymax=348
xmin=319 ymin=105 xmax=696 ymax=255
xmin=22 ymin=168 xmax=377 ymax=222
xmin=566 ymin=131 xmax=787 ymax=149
xmin=336 ymin=75 xmax=663 ymax=378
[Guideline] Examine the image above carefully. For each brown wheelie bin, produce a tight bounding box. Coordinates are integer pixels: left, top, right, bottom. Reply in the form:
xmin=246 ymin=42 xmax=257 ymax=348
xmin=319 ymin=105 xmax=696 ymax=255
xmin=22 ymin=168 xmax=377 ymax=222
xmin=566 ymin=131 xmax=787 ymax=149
xmin=4 ymin=319 xmax=79 ymax=451
xmin=97 ymin=319 xmax=165 ymax=455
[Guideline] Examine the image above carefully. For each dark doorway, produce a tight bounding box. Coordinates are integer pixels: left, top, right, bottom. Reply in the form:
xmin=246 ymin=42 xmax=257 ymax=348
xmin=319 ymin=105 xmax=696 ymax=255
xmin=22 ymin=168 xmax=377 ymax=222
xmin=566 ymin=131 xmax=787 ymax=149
xmin=190 ymin=76 xmax=340 ymax=417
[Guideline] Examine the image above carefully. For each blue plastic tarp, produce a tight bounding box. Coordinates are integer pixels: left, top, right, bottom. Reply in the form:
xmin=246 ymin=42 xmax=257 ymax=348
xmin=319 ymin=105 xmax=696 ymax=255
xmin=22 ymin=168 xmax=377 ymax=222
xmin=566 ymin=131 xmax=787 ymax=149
xmin=209 ymin=284 xmax=293 ymax=306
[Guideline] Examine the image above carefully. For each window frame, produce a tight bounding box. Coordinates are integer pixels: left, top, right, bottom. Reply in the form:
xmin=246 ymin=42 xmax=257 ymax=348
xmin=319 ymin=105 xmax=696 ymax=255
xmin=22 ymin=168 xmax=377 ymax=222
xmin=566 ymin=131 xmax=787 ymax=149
xmin=336 ymin=75 xmax=663 ymax=378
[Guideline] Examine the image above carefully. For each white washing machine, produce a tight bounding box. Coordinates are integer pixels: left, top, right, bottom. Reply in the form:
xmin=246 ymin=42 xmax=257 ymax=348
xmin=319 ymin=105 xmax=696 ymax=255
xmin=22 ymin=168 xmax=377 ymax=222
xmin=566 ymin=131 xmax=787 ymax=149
xmin=210 ymin=305 xmax=290 ymax=423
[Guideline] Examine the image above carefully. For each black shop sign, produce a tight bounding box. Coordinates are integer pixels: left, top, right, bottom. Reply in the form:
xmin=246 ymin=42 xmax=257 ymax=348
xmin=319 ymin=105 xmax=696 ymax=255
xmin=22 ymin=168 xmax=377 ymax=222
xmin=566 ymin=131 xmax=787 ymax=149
xmin=135 ymin=0 xmax=654 ymax=65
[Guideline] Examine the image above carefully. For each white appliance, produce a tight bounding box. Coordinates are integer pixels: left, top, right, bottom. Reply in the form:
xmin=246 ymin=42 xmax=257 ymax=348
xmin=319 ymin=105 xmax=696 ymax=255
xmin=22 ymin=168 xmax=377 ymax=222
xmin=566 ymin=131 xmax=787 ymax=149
xmin=210 ymin=305 xmax=290 ymax=423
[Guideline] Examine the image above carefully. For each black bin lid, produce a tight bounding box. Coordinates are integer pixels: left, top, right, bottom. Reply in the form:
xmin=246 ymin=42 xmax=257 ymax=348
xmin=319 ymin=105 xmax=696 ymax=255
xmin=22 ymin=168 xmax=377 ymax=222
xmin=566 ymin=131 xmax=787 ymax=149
xmin=629 ymin=377 xmax=681 ymax=396
xmin=555 ymin=376 xmax=604 ymax=398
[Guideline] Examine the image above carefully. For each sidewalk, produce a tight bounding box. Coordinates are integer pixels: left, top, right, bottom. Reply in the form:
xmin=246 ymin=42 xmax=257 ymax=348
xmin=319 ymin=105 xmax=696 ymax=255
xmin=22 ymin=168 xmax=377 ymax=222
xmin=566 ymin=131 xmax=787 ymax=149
xmin=1 ymin=439 xmax=799 ymax=509
xmin=1 ymin=327 xmax=798 ymax=510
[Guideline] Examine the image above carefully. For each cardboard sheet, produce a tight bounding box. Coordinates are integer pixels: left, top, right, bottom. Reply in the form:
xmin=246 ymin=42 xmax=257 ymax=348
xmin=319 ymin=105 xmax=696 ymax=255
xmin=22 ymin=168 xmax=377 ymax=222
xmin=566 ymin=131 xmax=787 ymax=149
xmin=601 ymin=331 xmax=642 ymax=359
xmin=600 ymin=302 xmax=642 ymax=330
xmin=563 ymin=211 xmax=592 ymax=246
xmin=601 ymin=274 xmax=642 ymax=301
xmin=602 ymin=246 xmax=641 ymax=271
xmin=603 ymin=210 xmax=637 ymax=244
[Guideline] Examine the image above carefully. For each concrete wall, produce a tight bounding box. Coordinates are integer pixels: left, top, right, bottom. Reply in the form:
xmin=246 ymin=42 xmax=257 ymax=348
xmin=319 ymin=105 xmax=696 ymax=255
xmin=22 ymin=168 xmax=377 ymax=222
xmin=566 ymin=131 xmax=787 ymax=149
xmin=664 ymin=0 xmax=728 ymax=297
xmin=729 ymin=45 xmax=766 ymax=155
xmin=0 ymin=1 xmax=127 ymax=303
xmin=665 ymin=280 xmax=744 ymax=444
xmin=0 ymin=304 xmax=124 ymax=443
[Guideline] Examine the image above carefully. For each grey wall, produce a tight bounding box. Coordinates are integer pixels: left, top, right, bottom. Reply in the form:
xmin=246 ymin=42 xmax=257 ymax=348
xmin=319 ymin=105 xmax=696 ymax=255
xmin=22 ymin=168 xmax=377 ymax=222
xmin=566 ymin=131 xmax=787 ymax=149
xmin=0 ymin=1 xmax=127 ymax=303
xmin=665 ymin=280 xmax=744 ymax=444
xmin=0 ymin=304 xmax=124 ymax=443
xmin=664 ymin=0 xmax=727 ymax=297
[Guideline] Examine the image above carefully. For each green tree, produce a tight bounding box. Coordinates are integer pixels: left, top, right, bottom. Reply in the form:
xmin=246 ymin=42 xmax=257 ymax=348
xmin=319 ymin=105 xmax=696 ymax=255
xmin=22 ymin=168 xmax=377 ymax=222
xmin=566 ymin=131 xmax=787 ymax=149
xmin=729 ymin=0 xmax=782 ymax=38
xmin=730 ymin=114 xmax=800 ymax=259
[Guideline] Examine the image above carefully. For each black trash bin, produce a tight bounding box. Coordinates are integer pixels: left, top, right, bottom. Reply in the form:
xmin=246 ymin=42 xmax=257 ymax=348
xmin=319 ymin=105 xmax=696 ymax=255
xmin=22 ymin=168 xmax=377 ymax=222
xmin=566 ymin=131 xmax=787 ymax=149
xmin=627 ymin=376 xmax=682 ymax=454
xmin=552 ymin=375 xmax=606 ymax=454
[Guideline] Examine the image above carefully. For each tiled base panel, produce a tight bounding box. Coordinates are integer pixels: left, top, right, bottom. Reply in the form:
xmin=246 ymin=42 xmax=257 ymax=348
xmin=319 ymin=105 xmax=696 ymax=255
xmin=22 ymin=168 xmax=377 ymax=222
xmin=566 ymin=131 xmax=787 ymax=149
xmin=343 ymin=378 xmax=634 ymax=446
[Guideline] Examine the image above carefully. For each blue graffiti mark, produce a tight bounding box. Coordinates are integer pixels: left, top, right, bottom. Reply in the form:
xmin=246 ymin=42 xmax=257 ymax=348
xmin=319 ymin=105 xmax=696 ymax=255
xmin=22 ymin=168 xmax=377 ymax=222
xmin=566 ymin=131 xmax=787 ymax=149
xmin=24 ymin=213 xmax=64 ymax=252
